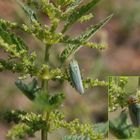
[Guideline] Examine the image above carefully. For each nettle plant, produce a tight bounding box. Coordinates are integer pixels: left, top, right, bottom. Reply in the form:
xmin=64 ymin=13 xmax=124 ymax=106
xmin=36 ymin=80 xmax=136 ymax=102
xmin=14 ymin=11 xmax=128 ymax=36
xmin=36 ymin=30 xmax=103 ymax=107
xmin=109 ymin=76 xmax=140 ymax=139
xmin=0 ymin=0 xmax=111 ymax=140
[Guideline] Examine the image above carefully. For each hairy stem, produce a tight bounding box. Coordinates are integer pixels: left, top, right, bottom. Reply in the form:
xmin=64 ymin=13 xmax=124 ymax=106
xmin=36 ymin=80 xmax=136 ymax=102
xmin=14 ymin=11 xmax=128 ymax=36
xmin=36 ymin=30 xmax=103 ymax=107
xmin=41 ymin=44 xmax=51 ymax=140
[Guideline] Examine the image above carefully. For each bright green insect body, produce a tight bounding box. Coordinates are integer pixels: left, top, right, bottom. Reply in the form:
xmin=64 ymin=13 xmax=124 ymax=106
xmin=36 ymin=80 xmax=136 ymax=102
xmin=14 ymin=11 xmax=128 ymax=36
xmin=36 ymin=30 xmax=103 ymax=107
xmin=128 ymin=96 xmax=140 ymax=127
xmin=69 ymin=60 xmax=84 ymax=94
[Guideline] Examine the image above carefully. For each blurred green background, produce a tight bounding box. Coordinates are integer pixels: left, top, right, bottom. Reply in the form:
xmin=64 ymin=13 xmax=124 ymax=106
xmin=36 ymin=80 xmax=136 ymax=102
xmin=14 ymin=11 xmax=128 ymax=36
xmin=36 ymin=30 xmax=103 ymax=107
xmin=0 ymin=0 xmax=140 ymax=139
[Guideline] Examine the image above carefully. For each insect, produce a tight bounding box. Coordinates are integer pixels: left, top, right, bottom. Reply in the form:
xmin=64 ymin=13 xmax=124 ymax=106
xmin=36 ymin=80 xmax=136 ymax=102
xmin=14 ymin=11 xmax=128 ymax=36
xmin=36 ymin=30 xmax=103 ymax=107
xmin=128 ymin=96 xmax=140 ymax=127
xmin=69 ymin=59 xmax=84 ymax=94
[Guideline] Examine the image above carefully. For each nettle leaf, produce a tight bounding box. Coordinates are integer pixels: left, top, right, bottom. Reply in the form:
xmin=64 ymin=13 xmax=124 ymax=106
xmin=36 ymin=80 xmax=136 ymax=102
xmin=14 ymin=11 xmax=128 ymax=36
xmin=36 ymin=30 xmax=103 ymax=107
xmin=0 ymin=59 xmax=17 ymax=72
xmin=93 ymin=122 xmax=108 ymax=136
xmin=0 ymin=24 xmax=28 ymax=51
xmin=4 ymin=110 xmax=26 ymax=124
xmin=62 ymin=0 xmax=101 ymax=33
xmin=16 ymin=0 xmax=38 ymax=23
xmin=62 ymin=135 xmax=90 ymax=140
xmin=35 ymin=92 xmax=65 ymax=111
xmin=63 ymin=0 xmax=83 ymax=16
xmin=15 ymin=79 xmax=40 ymax=100
xmin=60 ymin=14 xmax=113 ymax=62
xmin=79 ymin=14 xmax=113 ymax=40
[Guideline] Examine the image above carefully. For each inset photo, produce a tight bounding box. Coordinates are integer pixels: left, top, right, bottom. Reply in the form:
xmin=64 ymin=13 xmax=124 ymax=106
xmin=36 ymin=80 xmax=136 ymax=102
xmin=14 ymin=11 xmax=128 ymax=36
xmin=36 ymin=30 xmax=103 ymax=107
xmin=109 ymin=76 xmax=140 ymax=140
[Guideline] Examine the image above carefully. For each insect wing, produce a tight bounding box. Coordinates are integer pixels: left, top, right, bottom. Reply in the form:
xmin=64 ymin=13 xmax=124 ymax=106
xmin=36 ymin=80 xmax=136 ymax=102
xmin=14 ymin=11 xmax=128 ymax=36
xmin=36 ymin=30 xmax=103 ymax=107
xmin=69 ymin=60 xmax=84 ymax=94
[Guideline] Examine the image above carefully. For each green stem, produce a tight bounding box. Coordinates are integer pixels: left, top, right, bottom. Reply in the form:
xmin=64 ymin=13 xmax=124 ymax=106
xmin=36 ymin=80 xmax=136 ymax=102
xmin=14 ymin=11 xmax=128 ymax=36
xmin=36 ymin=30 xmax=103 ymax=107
xmin=108 ymin=76 xmax=113 ymax=88
xmin=41 ymin=44 xmax=51 ymax=140
xmin=44 ymin=44 xmax=51 ymax=65
xmin=138 ymin=77 xmax=140 ymax=90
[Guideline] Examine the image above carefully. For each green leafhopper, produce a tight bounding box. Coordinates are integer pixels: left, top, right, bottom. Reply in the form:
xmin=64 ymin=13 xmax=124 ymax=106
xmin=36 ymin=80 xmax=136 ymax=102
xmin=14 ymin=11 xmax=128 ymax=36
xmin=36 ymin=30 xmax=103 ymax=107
xmin=69 ymin=60 xmax=84 ymax=94
xmin=128 ymin=96 xmax=140 ymax=127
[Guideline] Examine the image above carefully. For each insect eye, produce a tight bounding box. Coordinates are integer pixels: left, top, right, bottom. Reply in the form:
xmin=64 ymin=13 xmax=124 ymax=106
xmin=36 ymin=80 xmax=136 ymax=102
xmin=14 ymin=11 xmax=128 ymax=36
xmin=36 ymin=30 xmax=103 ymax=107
xmin=128 ymin=95 xmax=138 ymax=104
xmin=128 ymin=99 xmax=132 ymax=104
